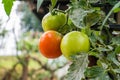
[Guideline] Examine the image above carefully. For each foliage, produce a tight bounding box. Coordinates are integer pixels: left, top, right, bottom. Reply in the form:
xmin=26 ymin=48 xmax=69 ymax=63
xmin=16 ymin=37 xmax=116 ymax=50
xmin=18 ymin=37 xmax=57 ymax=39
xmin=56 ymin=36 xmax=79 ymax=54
xmin=65 ymin=53 xmax=89 ymax=80
xmin=37 ymin=0 xmax=43 ymax=12
xmin=85 ymin=66 xmax=112 ymax=80
xmin=2 ymin=0 xmax=15 ymax=16
xmin=47 ymin=0 xmax=120 ymax=80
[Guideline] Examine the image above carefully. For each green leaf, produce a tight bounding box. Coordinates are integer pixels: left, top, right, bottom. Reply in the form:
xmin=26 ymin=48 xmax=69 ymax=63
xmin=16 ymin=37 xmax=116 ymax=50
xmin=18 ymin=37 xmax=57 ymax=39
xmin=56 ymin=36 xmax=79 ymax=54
xmin=69 ymin=0 xmax=103 ymax=28
xmin=111 ymin=36 xmax=120 ymax=45
xmin=69 ymin=8 xmax=88 ymax=28
xmin=112 ymin=1 xmax=120 ymax=12
xmin=97 ymin=59 xmax=109 ymax=69
xmin=97 ymin=73 xmax=112 ymax=80
xmin=113 ymin=69 xmax=120 ymax=74
xmin=113 ymin=8 xmax=120 ymax=13
xmin=115 ymin=45 xmax=120 ymax=54
xmin=65 ymin=53 xmax=89 ymax=80
xmin=2 ymin=0 xmax=14 ymax=16
xmin=85 ymin=66 xmax=104 ymax=77
xmin=51 ymin=0 xmax=57 ymax=9
xmin=107 ymin=0 xmax=118 ymax=5
xmin=97 ymin=47 xmax=110 ymax=52
xmin=83 ymin=11 xmax=101 ymax=27
xmin=37 ymin=0 xmax=43 ymax=12
xmin=69 ymin=0 xmax=91 ymax=28
xmin=89 ymin=30 xmax=105 ymax=48
xmin=89 ymin=51 xmax=99 ymax=58
xmin=107 ymin=52 xmax=120 ymax=66
xmin=85 ymin=66 xmax=111 ymax=80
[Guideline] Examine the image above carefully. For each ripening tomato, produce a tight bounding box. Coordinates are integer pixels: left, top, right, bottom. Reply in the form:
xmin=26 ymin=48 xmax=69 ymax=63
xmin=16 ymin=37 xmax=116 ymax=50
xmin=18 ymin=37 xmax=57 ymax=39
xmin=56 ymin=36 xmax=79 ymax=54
xmin=42 ymin=12 xmax=67 ymax=31
xmin=39 ymin=31 xmax=62 ymax=59
xmin=60 ymin=31 xmax=90 ymax=60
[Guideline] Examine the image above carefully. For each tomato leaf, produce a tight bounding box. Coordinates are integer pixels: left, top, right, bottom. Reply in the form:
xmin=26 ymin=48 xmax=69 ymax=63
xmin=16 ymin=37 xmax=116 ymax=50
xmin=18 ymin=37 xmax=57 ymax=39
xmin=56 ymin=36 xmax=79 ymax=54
xmin=97 ymin=59 xmax=109 ymax=69
xmin=37 ymin=0 xmax=43 ymax=12
xmin=69 ymin=1 xmax=103 ymax=28
xmin=69 ymin=0 xmax=90 ymax=28
xmin=107 ymin=0 xmax=118 ymax=5
xmin=85 ymin=66 xmax=105 ymax=77
xmin=113 ymin=8 xmax=120 ymax=13
xmin=85 ymin=66 xmax=112 ymax=80
xmin=69 ymin=8 xmax=87 ymax=28
xmin=115 ymin=45 xmax=120 ymax=54
xmin=2 ymin=0 xmax=14 ymax=16
xmin=51 ymin=0 xmax=57 ymax=9
xmin=65 ymin=53 xmax=89 ymax=80
xmin=111 ymin=36 xmax=120 ymax=45
xmin=107 ymin=52 xmax=120 ymax=67
xmin=97 ymin=47 xmax=111 ymax=52
xmin=113 ymin=69 xmax=120 ymax=74
xmin=83 ymin=11 xmax=101 ymax=27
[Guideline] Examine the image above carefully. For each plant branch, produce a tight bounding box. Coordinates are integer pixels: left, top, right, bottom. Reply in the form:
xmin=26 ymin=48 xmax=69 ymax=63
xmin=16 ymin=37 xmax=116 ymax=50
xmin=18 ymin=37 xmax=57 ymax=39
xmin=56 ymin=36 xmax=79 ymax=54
xmin=2 ymin=61 xmax=20 ymax=80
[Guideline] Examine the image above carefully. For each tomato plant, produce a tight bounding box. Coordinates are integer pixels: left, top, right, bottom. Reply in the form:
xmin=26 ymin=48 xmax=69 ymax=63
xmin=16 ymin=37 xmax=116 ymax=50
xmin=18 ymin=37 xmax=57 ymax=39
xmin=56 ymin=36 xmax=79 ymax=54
xmin=61 ymin=31 xmax=90 ymax=60
xmin=39 ymin=0 xmax=120 ymax=80
xmin=42 ymin=12 xmax=67 ymax=31
xmin=38 ymin=30 xmax=62 ymax=58
xmin=3 ymin=0 xmax=120 ymax=80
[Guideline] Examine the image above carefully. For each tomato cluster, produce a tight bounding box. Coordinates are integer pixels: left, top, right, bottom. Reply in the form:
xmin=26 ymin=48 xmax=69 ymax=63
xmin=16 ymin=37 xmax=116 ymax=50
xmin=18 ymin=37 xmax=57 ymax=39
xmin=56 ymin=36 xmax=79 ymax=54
xmin=38 ymin=11 xmax=90 ymax=60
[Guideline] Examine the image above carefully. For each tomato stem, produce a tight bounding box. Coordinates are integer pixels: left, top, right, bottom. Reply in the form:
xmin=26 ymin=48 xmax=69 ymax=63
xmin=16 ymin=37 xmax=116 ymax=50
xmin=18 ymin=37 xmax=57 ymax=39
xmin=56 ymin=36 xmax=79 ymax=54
xmin=51 ymin=9 xmax=56 ymax=15
xmin=50 ymin=9 xmax=66 ymax=16
xmin=54 ymin=9 xmax=66 ymax=14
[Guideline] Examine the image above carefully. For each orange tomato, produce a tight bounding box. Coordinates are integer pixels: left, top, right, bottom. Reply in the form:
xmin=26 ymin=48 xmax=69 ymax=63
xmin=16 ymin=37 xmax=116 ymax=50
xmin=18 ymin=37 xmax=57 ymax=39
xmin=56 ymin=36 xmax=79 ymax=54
xmin=39 ymin=31 xmax=62 ymax=59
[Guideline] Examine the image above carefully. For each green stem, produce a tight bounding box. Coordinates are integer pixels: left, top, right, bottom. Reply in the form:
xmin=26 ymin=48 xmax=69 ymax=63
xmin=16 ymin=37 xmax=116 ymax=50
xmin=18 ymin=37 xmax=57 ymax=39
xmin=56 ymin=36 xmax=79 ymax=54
xmin=54 ymin=9 xmax=66 ymax=14
xmin=100 ymin=1 xmax=120 ymax=33
xmin=51 ymin=9 xmax=66 ymax=16
xmin=65 ymin=6 xmax=72 ymax=13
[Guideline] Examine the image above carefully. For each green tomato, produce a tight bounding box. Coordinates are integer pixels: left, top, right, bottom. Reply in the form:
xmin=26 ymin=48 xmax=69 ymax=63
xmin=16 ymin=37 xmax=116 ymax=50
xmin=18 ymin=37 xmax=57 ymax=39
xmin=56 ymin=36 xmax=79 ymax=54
xmin=60 ymin=31 xmax=90 ymax=60
xmin=42 ymin=12 xmax=67 ymax=31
